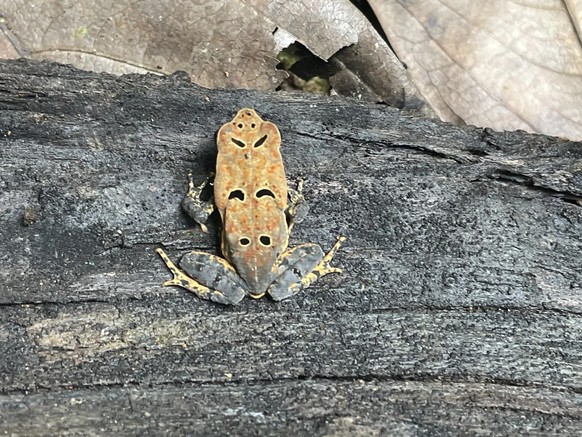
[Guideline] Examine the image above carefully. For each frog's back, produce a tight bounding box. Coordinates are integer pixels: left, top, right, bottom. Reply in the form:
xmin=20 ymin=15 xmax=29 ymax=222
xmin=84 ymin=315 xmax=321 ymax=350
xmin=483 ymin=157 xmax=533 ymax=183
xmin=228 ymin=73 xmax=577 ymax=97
xmin=214 ymin=108 xmax=290 ymax=292
xmin=214 ymin=108 xmax=288 ymax=213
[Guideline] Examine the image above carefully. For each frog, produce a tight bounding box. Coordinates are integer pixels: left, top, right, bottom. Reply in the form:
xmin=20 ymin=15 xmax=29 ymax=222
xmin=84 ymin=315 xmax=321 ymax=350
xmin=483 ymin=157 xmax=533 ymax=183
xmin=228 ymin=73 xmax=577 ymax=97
xmin=155 ymin=108 xmax=345 ymax=305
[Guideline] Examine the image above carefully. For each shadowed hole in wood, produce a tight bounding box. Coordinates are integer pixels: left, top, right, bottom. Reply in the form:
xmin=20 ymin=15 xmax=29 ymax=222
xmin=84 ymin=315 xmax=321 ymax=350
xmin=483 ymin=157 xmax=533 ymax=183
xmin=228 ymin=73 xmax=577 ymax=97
xmin=229 ymin=190 xmax=245 ymax=201
xmin=259 ymin=235 xmax=271 ymax=246
xmin=239 ymin=237 xmax=250 ymax=246
xmin=254 ymin=134 xmax=268 ymax=148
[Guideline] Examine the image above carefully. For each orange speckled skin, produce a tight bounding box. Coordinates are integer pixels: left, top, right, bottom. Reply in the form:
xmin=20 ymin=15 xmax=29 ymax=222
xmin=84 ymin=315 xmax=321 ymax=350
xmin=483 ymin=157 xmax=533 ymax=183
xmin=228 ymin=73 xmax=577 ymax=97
xmin=215 ymin=108 xmax=290 ymax=292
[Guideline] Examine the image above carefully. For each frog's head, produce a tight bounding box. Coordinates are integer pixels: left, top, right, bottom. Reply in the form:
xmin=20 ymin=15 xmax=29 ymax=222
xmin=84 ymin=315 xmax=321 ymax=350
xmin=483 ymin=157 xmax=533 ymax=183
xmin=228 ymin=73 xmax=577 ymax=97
xmin=216 ymin=108 xmax=281 ymax=154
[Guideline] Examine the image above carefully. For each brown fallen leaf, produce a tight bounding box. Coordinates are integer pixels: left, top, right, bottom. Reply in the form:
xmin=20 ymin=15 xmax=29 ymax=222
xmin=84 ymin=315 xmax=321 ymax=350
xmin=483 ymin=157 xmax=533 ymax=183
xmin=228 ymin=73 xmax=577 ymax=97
xmin=264 ymin=0 xmax=428 ymax=111
xmin=1 ymin=0 xmax=286 ymax=89
xmin=0 ymin=21 xmax=20 ymax=60
xmin=369 ymin=0 xmax=582 ymax=140
xmin=0 ymin=0 xmax=429 ymax=113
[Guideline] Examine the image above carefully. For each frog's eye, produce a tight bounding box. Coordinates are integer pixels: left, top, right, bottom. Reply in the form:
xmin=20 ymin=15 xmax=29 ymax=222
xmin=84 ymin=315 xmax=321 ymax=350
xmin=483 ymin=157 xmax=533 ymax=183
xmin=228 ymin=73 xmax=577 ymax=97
xmin=256 ymin=188 xmax=275 ymax=199
xmin=253 ymin=134 xmax=268 ymax=148
xmin=239 ymin=237 xmax=251 ymax=246
xmin=229 ymin=189 xmax=245 ymax=201
xmin=259 ymin=235 xmax=271 ymax=246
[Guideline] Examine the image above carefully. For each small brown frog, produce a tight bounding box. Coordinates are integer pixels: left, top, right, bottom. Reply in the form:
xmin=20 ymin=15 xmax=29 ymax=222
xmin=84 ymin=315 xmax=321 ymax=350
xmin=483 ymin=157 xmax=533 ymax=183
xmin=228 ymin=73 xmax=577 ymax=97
xmin=156 ymin=108 xmax=344 ymax=304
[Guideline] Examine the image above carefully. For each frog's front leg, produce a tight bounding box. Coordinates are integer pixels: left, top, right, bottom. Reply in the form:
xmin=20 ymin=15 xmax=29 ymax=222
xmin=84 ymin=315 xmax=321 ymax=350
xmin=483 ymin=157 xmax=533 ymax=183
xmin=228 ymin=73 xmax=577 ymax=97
xmin=156 ymin=248 xmax=246 ymax=305
xmin=286 ymin=178 xmax=309 ymax=233
xmin=268 ymin=235 xmax=346 ymax=301
xmin=181 ymin=172 xmax=215 ymax=233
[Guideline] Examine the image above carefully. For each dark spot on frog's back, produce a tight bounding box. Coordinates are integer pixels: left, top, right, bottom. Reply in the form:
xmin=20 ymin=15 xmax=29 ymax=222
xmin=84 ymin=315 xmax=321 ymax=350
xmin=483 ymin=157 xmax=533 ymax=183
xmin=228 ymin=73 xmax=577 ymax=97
xmin=256 ymin=188 xmax=275 ymax=199
xmin=254 ymin=134 xmax=268 ymax=148
xmin=229 ymin=190 xmax=245 ymax=201
xmin=231 ymin=138 xmax=246 ymax=148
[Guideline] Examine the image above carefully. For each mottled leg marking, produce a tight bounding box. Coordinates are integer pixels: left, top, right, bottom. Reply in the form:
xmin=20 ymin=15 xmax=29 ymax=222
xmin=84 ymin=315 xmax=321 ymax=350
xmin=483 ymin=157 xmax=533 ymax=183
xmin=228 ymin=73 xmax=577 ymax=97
xmin=268 ymin=235 xmax=346 ymax=301
xmin=181 ymin=172 xmax=215 ymax=233
xmin=156 ymin=247 xmax=213 ymax=295
xmin=155 ymin=248 xmax=244 ymax=305
xmin=287 ymin=178 xmax=309 ymax=232
xmin=179 ymin=251 xmax=246 ymax=304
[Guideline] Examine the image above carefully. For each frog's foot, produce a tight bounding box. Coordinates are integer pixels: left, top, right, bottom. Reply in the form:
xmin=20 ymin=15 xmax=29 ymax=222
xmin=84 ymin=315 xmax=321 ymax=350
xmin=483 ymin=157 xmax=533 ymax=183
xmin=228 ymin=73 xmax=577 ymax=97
xmin=287 ymin=178 xmax=309 ymax=232
xmin=181 ymin=172 xmax=215 ymax=233
xmin=155 ymin=248 xmax=245 ymax=305
xmin=268 ymin=235 xmax=346 ymax=301
xmin=315 ymin=234 xmax=346 ymax=275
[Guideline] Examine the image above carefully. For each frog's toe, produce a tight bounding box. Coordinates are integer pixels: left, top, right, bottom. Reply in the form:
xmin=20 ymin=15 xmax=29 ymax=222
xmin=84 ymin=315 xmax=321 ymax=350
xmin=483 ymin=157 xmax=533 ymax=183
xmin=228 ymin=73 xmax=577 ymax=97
xmin=209 ymin=288 xmax=246 ymax=305
xmin=268 ymin=286 xmax=295 ymax=302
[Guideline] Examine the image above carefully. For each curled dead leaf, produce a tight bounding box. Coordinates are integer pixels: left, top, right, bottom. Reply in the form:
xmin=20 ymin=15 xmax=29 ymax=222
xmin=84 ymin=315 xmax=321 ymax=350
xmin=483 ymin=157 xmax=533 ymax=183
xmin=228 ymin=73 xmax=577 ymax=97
xmin=369 ymin=0 xmax=582 ymax=140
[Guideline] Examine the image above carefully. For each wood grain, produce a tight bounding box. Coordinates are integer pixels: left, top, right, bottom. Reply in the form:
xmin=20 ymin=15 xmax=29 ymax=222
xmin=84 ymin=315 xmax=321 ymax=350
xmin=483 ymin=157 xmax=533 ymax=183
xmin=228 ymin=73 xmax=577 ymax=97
xmin=0 ymin=59 xmax=581 ymax=436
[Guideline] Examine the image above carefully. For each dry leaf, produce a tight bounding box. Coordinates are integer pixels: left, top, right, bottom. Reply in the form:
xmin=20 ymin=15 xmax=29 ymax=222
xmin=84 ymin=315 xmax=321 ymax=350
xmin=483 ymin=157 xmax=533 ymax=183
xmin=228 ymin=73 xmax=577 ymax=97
xmin=0 ymin=0 xmax=429 ymax=112
xmin=1 ymin=0 xmax=286 ymax=89
xmin=263 ymin=0 xmax=428 ymax=111
xmin=369 ymin=0 xmax=582 ymax=140
xmin=0 ymin=21 xmax=20 ymax=60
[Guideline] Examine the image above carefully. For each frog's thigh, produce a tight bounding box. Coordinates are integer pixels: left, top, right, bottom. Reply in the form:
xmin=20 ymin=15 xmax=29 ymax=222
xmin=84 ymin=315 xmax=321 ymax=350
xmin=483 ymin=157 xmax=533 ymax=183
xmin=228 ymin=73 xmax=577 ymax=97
xmin=180 ymin=251 xmax=246 ymax=304
xmin=268 ymin=244 xmax=324 ymax=301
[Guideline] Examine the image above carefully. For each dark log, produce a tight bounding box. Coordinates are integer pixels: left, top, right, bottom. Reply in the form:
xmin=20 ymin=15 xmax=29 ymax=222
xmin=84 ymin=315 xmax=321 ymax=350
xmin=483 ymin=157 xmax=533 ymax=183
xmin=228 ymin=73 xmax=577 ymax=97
xmin=0 ymin=59 xmax=581 ymax=436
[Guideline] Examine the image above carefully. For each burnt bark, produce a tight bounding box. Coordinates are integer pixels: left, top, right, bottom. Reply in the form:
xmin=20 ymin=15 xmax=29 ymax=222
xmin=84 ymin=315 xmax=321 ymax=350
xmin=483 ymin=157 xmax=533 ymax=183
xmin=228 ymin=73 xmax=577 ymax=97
xmin=0 ymin=59 xmax=581 ymax=436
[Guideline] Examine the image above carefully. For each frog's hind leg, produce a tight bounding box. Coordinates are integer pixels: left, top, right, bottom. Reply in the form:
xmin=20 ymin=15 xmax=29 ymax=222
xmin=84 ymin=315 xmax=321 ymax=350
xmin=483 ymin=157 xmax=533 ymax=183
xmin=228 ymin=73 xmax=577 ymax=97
xmin=268 ymin=235 xmax=346 ymax=301
xmin=155 ymin=248 xmax=246 ymax=305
